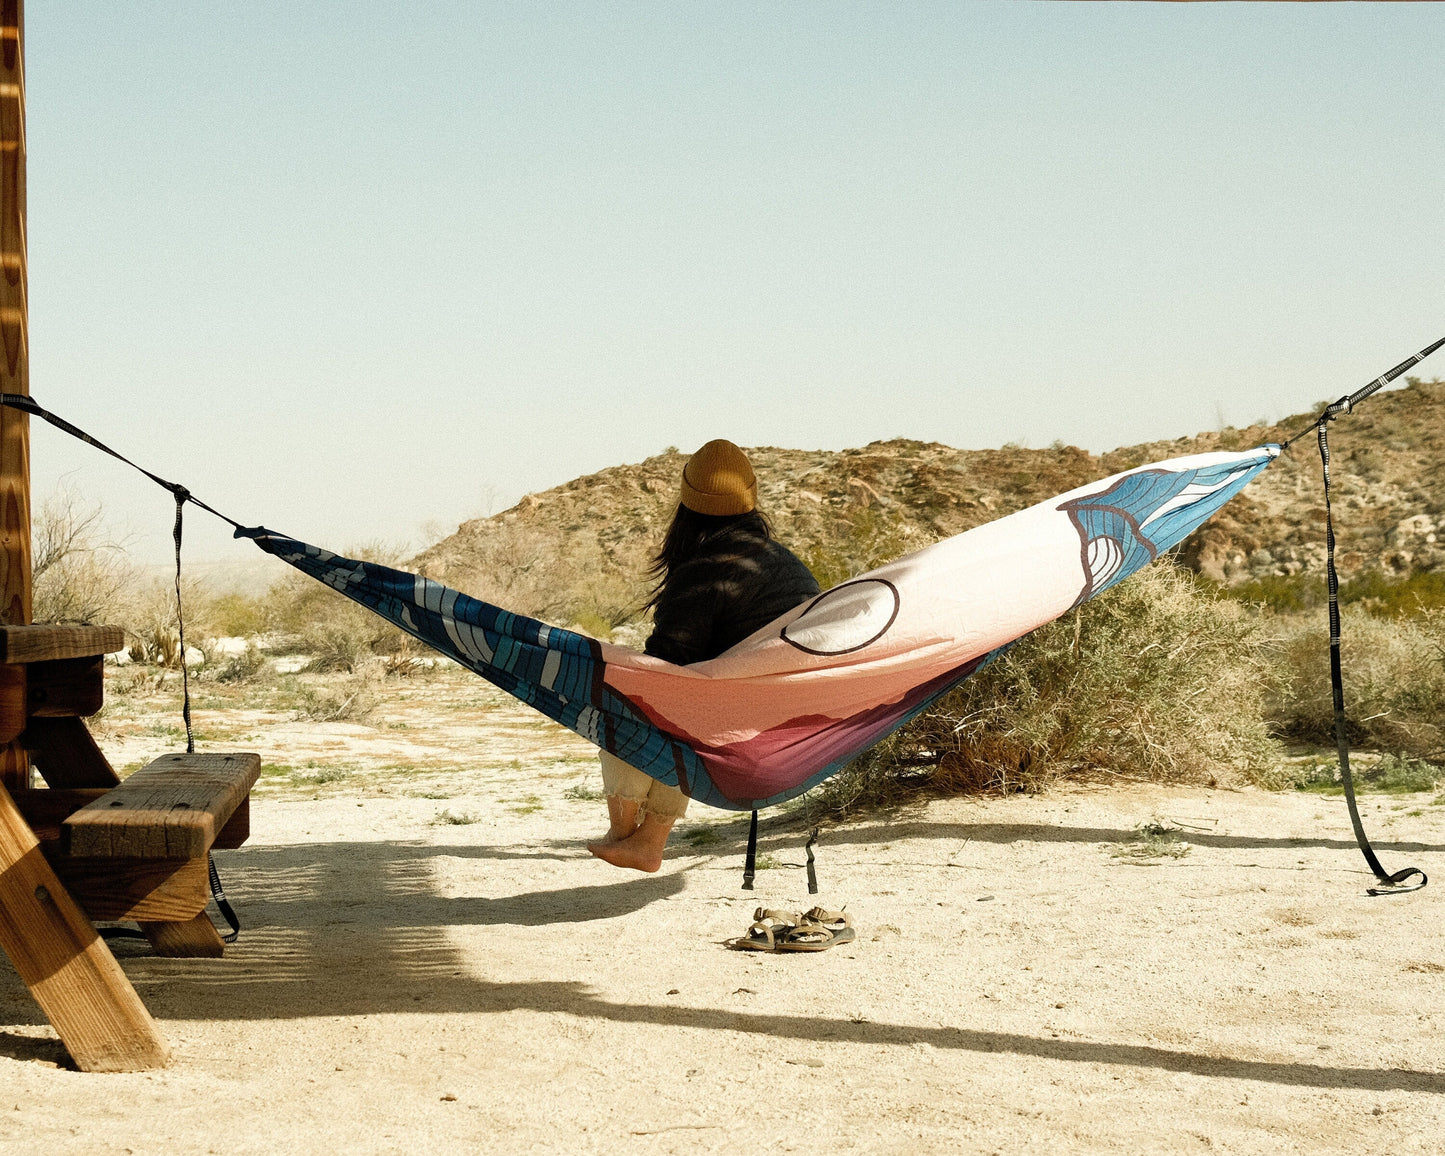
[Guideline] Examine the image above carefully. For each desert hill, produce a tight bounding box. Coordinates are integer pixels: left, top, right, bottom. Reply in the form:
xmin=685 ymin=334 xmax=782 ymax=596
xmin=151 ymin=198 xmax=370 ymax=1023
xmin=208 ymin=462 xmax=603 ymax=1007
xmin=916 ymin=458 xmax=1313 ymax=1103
xmin=413 ymin=377 xmax=1445 ymax=631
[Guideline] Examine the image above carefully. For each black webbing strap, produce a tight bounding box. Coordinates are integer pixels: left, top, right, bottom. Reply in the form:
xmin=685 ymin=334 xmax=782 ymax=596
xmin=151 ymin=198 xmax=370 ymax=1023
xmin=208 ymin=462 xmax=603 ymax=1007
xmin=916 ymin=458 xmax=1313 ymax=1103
xmin=0 ymin=392 xmax=248 ymax=531
xmin=208 ymin=853 xmax=241 ymax=942
xmin=804 ymin=827 xmax=819 ymax=896
xmin=173 ymin=499 xmax=241 ymax=939
xmin=0 ymin=392 xmax=245 ymax=932
xmin=1280 ymin=334 xmax=1445 ymax=452
xmin=172 ymin=490 xmax=195 ymax=755
xmin=741 ymin=809 xmax=758 ymax=889
xmin=1315 ymin=411 xmax=1426 ymax=896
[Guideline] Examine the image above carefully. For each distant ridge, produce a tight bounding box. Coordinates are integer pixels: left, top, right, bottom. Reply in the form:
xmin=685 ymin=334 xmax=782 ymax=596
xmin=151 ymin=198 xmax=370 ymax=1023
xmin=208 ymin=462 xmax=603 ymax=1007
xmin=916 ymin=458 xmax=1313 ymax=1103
xmin=413 ymin=378 xmax=1445 ymax=630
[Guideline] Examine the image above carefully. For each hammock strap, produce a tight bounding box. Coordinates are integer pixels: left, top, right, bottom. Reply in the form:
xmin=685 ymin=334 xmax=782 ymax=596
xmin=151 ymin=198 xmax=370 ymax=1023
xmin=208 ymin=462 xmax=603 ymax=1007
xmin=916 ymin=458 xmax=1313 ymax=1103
xmin=0 ymin=392 xmax=248 ymax=531
xmin=172 ymin=489 xmax=195 ymax=755
xmin=1280 ymin=334 xmax=1445 ymax=451
xmin=208 ymin=853 xmax=241 ymax=942
xmin=0 ymin=393 xmax=243 ymax=757
xmin=1316 ymin=410 xmax=1426 ymax=896
xmin=0 ymin=393 xmax=243 ymax=931
xmin=741 ymin=809 xmax=758 ymax=890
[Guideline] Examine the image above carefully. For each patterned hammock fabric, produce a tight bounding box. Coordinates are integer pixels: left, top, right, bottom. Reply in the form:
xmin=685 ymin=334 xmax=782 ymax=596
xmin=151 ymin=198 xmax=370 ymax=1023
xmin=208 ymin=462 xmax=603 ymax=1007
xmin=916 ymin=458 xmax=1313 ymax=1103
xmin=239 ymin=445 xmax=1279 ymax=812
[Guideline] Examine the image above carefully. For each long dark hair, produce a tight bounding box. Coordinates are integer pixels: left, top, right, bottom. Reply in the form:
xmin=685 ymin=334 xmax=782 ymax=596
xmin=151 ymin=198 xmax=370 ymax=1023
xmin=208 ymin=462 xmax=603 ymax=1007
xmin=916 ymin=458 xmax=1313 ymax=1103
xmin=645 ymin=504 xmax=772 ymax=609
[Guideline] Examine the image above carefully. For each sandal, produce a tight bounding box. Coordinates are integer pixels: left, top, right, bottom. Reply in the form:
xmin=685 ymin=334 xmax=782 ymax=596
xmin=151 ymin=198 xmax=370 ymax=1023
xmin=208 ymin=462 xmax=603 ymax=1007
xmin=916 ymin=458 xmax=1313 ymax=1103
xmin=728 ymin=908 xmax=800 ymax=952
xmin=779 ymin=908 xmax=855 ymax=952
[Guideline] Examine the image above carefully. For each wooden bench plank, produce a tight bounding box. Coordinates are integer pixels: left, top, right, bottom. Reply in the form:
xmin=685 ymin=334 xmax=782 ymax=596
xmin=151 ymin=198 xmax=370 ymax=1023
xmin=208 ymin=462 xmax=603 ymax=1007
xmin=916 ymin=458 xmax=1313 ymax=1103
xmin=17 ymin=789 xmax=248 ymax=849
xmin=64 ymin=752 xmax=260 ymax=860
xmin=0 ymin=624 xmax=124 ymax=664
xmin=47 ymin=854 xmax=211 ymax=922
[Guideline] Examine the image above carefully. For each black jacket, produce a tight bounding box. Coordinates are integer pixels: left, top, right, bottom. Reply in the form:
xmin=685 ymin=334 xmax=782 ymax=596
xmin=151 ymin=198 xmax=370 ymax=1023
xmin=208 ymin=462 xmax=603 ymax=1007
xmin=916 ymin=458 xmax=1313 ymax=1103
xmin=645 ymin=524 xmax=820 ymax=666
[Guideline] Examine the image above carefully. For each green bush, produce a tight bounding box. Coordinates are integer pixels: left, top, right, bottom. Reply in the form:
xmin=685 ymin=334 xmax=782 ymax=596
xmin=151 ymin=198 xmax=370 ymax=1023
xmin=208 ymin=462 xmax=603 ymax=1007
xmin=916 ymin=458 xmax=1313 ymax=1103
xmin=814 ymin=566 xmax=1281 ymax=816
xmin=805 ymin=507 xmax=918 ymax=591
xmin=1336 ymin=570 xmax=1445 ymax=617
xmin=208 ymin=592 xmax=270 ymax=637
xmin=264 ymin=540 xmax=411 ymax=660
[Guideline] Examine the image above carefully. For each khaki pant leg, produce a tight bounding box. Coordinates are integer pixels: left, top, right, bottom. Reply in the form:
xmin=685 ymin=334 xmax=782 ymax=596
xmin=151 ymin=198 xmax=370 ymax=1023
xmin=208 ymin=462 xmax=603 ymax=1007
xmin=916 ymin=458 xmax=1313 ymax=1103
xmin=598 ymin=751 xmax=689 ymax=819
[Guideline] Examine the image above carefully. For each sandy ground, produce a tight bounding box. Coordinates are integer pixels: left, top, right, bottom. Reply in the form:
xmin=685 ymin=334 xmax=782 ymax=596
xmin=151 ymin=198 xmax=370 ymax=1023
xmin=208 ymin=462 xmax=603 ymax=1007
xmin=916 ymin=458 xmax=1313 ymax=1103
xmin=1 ymin=671 xmax=1442 ymax=1155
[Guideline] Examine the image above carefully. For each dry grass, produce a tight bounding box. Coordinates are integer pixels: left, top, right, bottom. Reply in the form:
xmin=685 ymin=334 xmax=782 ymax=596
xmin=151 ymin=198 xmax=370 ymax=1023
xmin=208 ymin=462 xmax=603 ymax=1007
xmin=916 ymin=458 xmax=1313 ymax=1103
xmin=1109 ymin=821 xmax=1192 ymax=862
xmin=1267 ymin=607 xmax=1445 ymax=759
xmin=814 ymin=566 xmax=1282 ymax=818
xmin=292 ymin=672 xmax=380 ymax=723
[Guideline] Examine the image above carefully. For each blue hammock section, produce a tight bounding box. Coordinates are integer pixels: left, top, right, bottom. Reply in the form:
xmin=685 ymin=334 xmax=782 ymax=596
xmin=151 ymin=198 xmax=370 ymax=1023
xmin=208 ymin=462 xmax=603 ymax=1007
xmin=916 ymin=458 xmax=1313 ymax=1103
xmin=235 ymin=527 xmax=731 ymax=802
xmin=236 ymin=444 xmax=1278 ymax=812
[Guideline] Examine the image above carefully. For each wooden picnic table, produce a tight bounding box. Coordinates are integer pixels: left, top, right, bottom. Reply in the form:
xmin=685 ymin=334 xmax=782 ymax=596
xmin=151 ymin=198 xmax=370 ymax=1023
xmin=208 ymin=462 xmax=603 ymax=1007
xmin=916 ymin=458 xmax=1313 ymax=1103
xmin=0 ymin=625 xmax=260 ymax=1071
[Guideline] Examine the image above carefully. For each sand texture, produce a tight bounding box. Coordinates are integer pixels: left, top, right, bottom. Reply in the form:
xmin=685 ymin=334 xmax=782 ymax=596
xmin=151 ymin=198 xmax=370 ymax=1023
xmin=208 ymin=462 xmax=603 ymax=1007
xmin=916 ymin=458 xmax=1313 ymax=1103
xmin=0 ymin=676 xmax=1442 ymax=1154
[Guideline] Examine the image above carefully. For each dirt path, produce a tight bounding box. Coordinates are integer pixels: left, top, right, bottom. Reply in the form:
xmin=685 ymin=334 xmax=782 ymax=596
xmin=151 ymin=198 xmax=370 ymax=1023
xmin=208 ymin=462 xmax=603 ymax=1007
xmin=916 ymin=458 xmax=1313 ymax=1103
xmin=1 ymin=673 xmax=1442 ymax=1153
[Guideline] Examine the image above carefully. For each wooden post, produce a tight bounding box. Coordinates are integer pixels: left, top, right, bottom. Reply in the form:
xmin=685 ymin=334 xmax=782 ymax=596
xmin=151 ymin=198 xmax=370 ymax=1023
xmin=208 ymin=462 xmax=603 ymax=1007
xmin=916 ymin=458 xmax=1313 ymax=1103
xmin=0 ymin=0 xmax=29 ymax=793
xmin=0 ymin=1 xmax=170 ymax=1071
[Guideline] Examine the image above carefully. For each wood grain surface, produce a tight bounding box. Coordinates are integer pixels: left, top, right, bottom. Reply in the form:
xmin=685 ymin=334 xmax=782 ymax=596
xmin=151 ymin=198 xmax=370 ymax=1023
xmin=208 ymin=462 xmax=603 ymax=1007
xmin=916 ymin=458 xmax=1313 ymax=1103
xmin=0 ymin=778 xmax=169 ymax=1071
xmin=64 ymin=751 xmax=261 ymax=859
xmin=20 ymin=715 xmax=121 ymax=787
xmin=0 ymin=624 xmax=125 ymax=664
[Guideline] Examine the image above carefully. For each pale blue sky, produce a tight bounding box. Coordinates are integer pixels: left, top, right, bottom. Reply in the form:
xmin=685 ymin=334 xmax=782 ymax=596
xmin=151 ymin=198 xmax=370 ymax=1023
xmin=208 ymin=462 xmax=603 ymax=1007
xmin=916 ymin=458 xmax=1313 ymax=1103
xmin=23 ymin=3 xmax=1445 ymax=567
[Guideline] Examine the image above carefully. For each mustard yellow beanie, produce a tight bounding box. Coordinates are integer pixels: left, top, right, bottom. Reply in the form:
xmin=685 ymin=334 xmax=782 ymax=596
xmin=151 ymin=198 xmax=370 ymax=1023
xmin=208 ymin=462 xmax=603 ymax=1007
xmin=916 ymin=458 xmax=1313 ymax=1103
xmin=679 ymin=439 xmax=758 ymax=516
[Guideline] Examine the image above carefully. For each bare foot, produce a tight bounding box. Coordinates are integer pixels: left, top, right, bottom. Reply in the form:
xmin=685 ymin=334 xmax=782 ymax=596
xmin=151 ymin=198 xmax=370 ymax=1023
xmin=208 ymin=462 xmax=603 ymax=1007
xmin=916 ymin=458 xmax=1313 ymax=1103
xmin=587 ymin=834 xmax=663 ymax=872
xmin=587 ymin=814 xmax=675 ymax=872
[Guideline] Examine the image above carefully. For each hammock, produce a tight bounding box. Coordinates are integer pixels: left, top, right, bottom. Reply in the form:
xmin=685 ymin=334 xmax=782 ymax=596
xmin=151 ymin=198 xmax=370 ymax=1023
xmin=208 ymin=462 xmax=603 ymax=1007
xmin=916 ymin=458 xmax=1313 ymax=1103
xmin=4 ymin=351 xmax=1433 ymax=892
xmin=238 ymin=446 xmax=1278 ymax=812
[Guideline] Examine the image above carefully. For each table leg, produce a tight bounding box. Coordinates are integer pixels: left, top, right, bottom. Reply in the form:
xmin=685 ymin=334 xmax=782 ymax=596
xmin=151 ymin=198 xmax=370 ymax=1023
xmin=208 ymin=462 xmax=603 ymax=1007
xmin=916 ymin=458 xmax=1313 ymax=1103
xmin=0 ymin=781 xmax=169 ymax=1071
xmin=140 ymin=912 xmax=226 ymax=958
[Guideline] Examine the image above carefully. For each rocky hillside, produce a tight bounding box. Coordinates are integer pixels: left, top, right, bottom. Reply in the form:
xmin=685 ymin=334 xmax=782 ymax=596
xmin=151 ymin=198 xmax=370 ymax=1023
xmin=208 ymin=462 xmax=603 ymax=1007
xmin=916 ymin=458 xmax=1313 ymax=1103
xmin=413 ymin=377 xmax=1445 ymax=630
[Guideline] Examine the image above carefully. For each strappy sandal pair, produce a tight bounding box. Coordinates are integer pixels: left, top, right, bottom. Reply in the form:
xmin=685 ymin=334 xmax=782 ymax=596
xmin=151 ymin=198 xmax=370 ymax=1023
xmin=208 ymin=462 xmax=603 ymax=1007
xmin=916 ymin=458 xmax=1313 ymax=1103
xmin=730 ymin=907 xmax=855 ymax=953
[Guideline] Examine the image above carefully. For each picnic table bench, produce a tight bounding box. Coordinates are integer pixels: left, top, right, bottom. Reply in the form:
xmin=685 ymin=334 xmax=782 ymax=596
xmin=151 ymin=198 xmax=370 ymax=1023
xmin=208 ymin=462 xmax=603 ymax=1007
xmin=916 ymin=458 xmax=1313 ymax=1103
xmin=0 ymin=624 xmax=259 ymax=1070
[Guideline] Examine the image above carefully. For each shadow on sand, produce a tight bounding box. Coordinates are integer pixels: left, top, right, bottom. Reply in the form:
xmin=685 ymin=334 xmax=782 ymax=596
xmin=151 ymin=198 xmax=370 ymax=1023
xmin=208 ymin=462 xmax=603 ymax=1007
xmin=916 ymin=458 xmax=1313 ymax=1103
xmin=2 ymin=828 xmax=1439 ymax=1094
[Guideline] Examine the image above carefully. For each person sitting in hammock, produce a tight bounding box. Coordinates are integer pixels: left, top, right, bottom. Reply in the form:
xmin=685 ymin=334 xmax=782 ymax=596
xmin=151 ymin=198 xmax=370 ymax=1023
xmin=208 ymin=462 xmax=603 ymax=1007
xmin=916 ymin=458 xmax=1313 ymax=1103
xmin=587 ymin=439 xmax=821 ymax=871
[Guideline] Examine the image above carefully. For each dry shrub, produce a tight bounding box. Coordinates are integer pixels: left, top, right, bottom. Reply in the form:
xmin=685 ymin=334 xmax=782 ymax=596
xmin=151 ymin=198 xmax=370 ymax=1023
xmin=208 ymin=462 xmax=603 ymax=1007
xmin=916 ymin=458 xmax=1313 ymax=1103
xmin=124 ymin=573 xmax=218 ymax=667
xmin=31 ymin=486 xmax=139 ymax=626
xmin=382 ymin=640 xmax=428 ymax=679
xmin=215 ymin=642 xmax=270 ymax=684
xmin=30 ymin=487 xmax=249 ymax=667
xmin=301 ymin=628 xmax=369 ymax=673
xmin=264 ymin=540 xmax=412 ymax=659
xmin=815 ymin=566 xmax=1280 ymax=816
xmin=435 ymin=521 xmax=642 ymax=630
xmin=1267 ymin=608 xmax=1445 ymax=758
xmin=294 ymin=673 xmax=379 ymax=723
